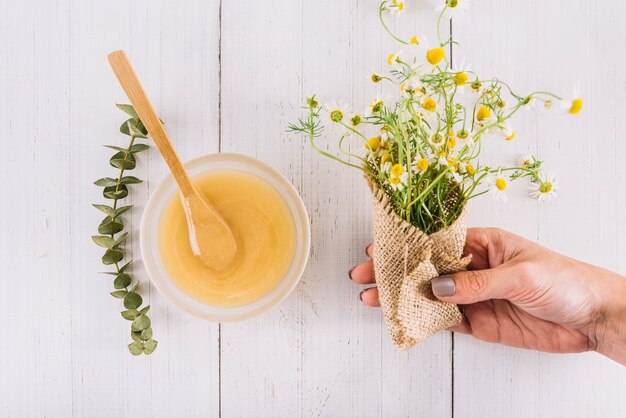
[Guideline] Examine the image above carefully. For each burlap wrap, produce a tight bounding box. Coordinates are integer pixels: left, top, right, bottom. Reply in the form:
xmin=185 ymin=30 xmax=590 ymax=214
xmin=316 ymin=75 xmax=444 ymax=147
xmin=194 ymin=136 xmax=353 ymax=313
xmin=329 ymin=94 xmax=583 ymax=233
xmin=368 ymin=179 xmax=472 ymax=350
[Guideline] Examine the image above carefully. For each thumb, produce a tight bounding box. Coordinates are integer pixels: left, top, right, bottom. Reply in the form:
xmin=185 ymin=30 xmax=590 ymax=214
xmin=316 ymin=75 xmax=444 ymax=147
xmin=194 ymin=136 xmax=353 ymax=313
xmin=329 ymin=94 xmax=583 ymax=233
xmin=430 ymin=266 xmax=521 ymax=304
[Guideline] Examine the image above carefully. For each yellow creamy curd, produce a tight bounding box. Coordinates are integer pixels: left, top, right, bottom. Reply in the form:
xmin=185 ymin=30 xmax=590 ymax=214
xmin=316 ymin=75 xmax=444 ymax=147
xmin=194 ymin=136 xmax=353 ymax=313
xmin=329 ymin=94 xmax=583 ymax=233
xmin=158 ymin=170 xmax=296 ymax=307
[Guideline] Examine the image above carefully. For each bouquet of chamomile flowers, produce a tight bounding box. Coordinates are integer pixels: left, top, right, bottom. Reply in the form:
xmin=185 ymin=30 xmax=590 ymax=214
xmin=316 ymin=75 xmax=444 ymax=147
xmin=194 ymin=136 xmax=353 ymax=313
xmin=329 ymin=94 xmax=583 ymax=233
xmin=289 ymin=0 xmax=582 ymax=350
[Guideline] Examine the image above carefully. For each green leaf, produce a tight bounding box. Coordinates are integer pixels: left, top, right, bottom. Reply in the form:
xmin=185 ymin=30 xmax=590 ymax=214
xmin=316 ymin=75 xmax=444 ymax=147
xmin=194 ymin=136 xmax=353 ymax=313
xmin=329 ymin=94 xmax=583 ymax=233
xmin=140 ymin=327 xmax=153 ymax=341
xmin=119 ymin=260 xmax=132 ymax=273
xmin=92 ymin=204 xmax=115 ymax=216
xmin=121 ymin=309 xmax=140 ymax=320
xmin=109 ymin=151 xmax=136 ymax=170
xmin=114 ymin=232 xmax=128 ymax=246
xmin=103 ymin=185 xmax=128 ymax=200
xmin=113 ymin=273 xmax=132 ymax=289
xmin=120 ymin=119 xmax=135 ymax=136
xmin=119 ymin=176 xmax=142 ymax=185
xmin=131 ymin=331 xmax=143 ymax=342
xmin=128 ymin=341 xmax=143 ymax=356
xmin=103 ymin=145 xmax=128 ymax=153
xmin=98 ymin=216 xmax=124 ymax=235
xmin=114 ymin=205 xmax=133 ymax=217
xmin=116 ymin=104 xmax=139 ymax=119
xmin=123 ymin=291 xmax=142 ymax=309
xmin=102 ymin=248 xmax=124 ymax=265
xmin=139 ymin=305 xmax=150 ymax=315
xmin=111 ymin=290 xmax=128 ymax=299
xmin=136 ymin=119 xmax=150 ymax=134
xmin=91 ymin=235 xmax=115 ymax=249
xmin=131 ymin=315 xmax=151 ymax=332
xmin=94 ymin=177 xmax=119 ymax=187
xmin=142 ymin=339 xmax=158 ymax=354
xmin=128 ymin=121 xmax=147 ymax=138
xmin=130 ymin=143 xmax=150 ymax=153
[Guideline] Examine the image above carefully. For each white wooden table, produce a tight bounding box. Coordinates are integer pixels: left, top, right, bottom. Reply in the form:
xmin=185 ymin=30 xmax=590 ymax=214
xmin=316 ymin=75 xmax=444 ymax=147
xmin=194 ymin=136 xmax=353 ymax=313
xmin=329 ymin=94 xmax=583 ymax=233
xmin=2 ymin=0 xmax=625 ymax=416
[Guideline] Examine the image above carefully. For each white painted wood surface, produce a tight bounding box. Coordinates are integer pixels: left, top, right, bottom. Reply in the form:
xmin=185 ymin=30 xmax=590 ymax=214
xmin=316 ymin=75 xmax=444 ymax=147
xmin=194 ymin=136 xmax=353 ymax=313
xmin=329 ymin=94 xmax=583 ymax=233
xmin=0 ymin=0 xmax=624 ymax=417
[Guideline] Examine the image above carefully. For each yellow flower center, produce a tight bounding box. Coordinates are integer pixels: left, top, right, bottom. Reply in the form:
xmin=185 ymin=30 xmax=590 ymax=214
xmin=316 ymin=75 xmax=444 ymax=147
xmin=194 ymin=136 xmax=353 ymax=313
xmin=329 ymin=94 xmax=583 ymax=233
xmin=387 ymin=53 xmax=397 ymax=65
xmin=471 ymin=81 xmax=482 ymax=91
xmin=544 ymin=100 xmax=553 ymax=109
xmin=476 ymin=105 xmax=491 ymax=121
xmin=466 ymin=164 xmax=475 ymax=176
xmin=431 ymin=133 xmax=444 ymax=145
xmin=351 ymin=115 xmax=362 ymax=126
xmin=389 ymin=176 xmax=401 ymax=185
xmin=426 ymin=47 xmax=445 ymax=65
xmin=457 ymin=129 xmax=468 ymax=139
xmin=397 ymin=2 xmax=404 ymax=11
xmin=416 ymin=158 xmax=429 ymax=172
xmin=366 ymin=137 xmax=381 ymax=152
xmin=540 ymin=181 xmax=553 ymax=193
xmin=371 ymin=100 xmax=384 ymax=113
xmin=505 ymin=131 xmax=515 ymax=141
xmin=422 ymin=97 xmax=437 ymax=111
xmin=447 ymin=138 xmax=457 ymax=148
xmin=381 ymin=153 xmax=392 ymax=164
xmin=371 ymin=73 xmax=382 ymax=83
xmin=447 ymin=0 xmax=459 ymax=7
xmin=454 ymin=72 xmax=469 ymax=86
xmin=495 ymin=178 xmax=507 ymax=191
xmin=569 ymin=98 xmax=583 ymax=115
xmin=330 ymin=109 xmax=343 ymax=122
xmin=410 ymin=36 xmax=420 ymax=45
xmin=391 ymin=164 xmax=405 ymax=177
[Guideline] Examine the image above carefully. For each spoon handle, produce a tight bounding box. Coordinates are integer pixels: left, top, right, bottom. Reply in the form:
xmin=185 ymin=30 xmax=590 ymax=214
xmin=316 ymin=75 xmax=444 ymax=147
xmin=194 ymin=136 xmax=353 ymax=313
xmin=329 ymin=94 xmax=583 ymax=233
xmin=108 ymin=50 xmax=194 ymax=196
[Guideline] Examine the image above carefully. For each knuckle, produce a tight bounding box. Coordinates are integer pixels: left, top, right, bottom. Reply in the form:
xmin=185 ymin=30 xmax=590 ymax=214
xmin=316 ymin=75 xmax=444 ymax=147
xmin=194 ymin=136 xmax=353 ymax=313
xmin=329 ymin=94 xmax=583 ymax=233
xmin=464 ymin=270 xmax=489 ymax=296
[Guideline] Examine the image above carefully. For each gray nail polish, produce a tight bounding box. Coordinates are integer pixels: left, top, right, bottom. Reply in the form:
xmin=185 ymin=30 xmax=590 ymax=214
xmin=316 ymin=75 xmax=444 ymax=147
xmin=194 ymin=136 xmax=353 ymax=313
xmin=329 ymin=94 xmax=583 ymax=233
xmin=431 ymin=276 xmax=456 ymax=297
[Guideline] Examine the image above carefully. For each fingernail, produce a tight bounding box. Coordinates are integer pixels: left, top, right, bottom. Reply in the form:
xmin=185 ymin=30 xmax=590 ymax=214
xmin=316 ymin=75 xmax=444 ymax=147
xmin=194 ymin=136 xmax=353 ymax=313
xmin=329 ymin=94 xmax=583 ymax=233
xmin=431 ymin=276 xmax=456 ymax=297
xmin=348 ymin=268 xmax=354 ymax=280
xmin=359 ymin=289 xmax=366 ymax=301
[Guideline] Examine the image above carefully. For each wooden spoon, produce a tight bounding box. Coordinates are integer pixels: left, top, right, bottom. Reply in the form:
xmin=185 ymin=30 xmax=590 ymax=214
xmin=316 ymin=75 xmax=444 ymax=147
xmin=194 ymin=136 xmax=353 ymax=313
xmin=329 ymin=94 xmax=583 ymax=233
xmin=108 ymin=50 xmax=238 ymax=270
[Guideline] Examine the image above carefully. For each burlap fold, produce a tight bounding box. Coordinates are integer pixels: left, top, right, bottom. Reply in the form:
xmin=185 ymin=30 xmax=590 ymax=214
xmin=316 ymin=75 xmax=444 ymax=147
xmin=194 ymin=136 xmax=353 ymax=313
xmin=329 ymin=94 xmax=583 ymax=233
xmin=368 ymin=179 xmax=471 ymax=350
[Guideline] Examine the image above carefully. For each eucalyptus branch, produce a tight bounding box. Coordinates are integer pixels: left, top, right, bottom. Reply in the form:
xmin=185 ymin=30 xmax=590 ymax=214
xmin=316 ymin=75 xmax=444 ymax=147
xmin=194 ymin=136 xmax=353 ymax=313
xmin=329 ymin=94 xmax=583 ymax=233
xmin=92 ymin=104 xmax=157 ymax=356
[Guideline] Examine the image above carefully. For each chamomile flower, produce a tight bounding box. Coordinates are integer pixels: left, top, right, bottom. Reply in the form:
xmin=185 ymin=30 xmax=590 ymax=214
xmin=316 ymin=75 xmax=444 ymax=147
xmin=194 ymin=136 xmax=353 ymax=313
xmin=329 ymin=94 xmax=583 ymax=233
xmin=451 ymin=57 xmax=472 ymax=87
xmin=446 ymin=171 xmax=463 ymax=183
xmin=422 ymin=97 xmax=438 ymax=112
xmin=389 ymin=0 xmax=405 ymax=16
xmin=518 ymin=153 xmax=535 ymax=167
xmin=429 ymin=132 xmax=446 ymax=147
xmin=414 ymin=157 xmax=430 ymax=173
xmin=559 ymin=87 xmax=583 ymax=115
xmin=324 ymin=100 xmax=349 ymax=124
xmin=476 ymin=105 xmax=493 ymax=123
xmin=380 ymin=153 xmax=393 ymax=173
xmin=487 ymin=172 xmax=508 ymax=202
xmin=388 ymin=163 xmax=409 ymax=191
xmin=368 ymin=95 xmax=386 ymax=115
xmin=387 ymin=51 xmax=403 ymax=67
xmin=529 ymin=172 xmax=558 ymax=201
xmin=370 ymin=70 xmax=383 ymax=83
xmin=417 ymin=37 xmax=446 ymax=70
xmin=490 ymin=121 xmax=515 ymax=141
xmin=436 ymin=0 xmax=471 ymax=19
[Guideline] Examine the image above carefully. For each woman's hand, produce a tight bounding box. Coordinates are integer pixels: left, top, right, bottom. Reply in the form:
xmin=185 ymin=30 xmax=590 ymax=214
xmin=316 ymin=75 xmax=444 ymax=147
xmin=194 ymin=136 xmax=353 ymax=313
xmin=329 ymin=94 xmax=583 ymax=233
xmin=350 ymin=228 xmax=626 ymax=365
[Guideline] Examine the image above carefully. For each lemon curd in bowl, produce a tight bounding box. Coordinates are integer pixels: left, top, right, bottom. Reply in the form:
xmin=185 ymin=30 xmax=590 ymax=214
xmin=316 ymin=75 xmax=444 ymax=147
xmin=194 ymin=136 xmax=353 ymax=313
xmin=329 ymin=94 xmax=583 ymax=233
xmin=140 ymin=153 xmax=310 ymax=321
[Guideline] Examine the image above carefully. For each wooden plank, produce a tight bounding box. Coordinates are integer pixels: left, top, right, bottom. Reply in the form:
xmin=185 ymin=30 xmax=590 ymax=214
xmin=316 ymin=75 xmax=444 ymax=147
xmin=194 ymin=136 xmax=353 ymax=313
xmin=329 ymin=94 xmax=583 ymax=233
xmin=453 ymin=1 xmax=626 ymax=416
xmin=218 ymin=0 xmax=453 ymax=416
xmin=0 ymin=0 xmax=221 ymax=416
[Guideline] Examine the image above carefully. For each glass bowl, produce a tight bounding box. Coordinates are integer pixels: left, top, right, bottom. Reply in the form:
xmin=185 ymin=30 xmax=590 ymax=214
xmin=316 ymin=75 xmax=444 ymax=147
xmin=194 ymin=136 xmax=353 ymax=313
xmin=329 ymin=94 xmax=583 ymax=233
xmin=140 ymin=153 xmax=310 ymax=322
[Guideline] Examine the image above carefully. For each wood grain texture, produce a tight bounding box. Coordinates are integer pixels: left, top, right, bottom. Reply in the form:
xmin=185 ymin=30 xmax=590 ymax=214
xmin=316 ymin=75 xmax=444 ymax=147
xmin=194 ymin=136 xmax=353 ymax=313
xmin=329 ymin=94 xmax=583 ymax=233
xmin=0 ymin=0 xmax=624 ymax=417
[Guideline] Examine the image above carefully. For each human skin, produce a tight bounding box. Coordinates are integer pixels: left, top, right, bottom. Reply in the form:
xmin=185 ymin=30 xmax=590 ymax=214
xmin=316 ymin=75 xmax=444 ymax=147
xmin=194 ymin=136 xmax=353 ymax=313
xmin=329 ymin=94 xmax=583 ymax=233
xmin=349 ymin=228 xmax=626 ymax=366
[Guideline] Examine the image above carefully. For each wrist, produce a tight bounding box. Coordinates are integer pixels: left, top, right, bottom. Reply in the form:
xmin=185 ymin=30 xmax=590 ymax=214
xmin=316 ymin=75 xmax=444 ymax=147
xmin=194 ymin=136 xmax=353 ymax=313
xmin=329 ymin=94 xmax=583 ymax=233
xmin=592 ymin=272 xmax=626 ymax=365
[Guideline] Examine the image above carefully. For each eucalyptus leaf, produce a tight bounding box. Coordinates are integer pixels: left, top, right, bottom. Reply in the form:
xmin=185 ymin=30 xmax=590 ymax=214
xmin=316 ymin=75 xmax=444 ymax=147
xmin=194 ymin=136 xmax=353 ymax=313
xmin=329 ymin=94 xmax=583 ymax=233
xmin=98 ymin=216 xmax=124 ymax=235
xmin=131 ymin=331 xmax=143 ymax=342
xmin=129 ymin=143 xmax=150 ymax=153
xmin=120 ymin=119 xmax=134 ymax=136
xmin=92 ymin=204 xmax=115 ymax=217
xmin=111 ymin=290 xmax=128 ymax=299
xmin=136 ymin=120 xmax=149 ymax=135
xmin=119 ymin=176 xmax=142 ymax=185
xmin=91 ymin=235 xmax=115 ymax=249
xmin=103 ymin=145 xmax=128 ymax=153
xmin=131 ymin=315 xmax=151 ymax=332
xmin=103 ymin=185 xmax=128 ymax=200
xmin=139 ymin=305 xmax=150 ymax=315
xmin=119 ymin=260 xmax=132 ymax=273
xmin=114 ymin=205 xmax=133 ymax=217
xmin=114 ymin=232 xmax=128 ymax=247
xmin=128 ymin=341 xmax=143 ymax=356
xmin=113 ymin=273 xmax=132 ymax=289
xmin=109 ymin=151 xmax=136 ymax=170
xmin=128 ymin=121 xmax=147 ymax=139
xmin=102 ymin=248 xmax=124 ymax=265
xmin=116 ymin=104 xmax=139 ymax=119
xmin=142 ymin=339 xmax=158 ymax=354
xmin=94 ymin=177 xmax=120 ymax=187
xmin=123 ymin=291 xmax=142 ymax=309
xmin=121 ymin=309 xmax=140 ymax=320
xmin=140 ymin=327 xmax=153 ymax=341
